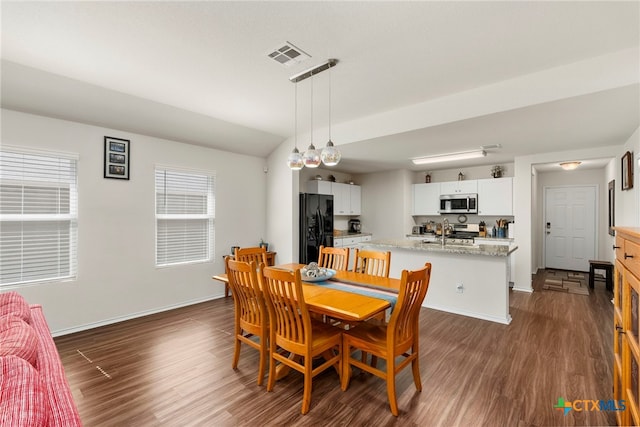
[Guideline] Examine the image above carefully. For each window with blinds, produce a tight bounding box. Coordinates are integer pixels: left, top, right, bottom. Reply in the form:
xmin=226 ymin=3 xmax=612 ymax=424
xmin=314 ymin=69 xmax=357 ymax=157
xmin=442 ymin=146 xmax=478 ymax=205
xmin=0 ymin=149 xmax=78 ymax=287
xmin=155 ymin=168 xmax=215 ymax=267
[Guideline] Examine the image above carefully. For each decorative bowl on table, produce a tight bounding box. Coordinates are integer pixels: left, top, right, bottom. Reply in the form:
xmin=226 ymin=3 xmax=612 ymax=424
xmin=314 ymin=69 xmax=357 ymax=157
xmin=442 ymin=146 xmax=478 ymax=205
xmin=300 ymin=263 xmax=336 ymax=282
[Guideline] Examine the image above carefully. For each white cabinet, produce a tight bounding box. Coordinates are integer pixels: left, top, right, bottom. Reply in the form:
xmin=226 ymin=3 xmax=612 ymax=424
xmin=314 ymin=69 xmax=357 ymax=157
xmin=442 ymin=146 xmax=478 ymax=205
xmin=306 ymin=180 xmax=332 ymax=195
xmin=306 ymin=181 xmax=361 ymax=215
xmin=332 ymin=183 xmax=361 ymax=216
xmin=334 ymin=234 xmax=371 ymax=269
xmin=477 ymin=177 xmax=513 ymax=216
xmin=412 ymin=183 xmax=440 ymax=215
xmin=349 ymin=185 xmax=361 ymax=215
xmin=440 ymin=180 xmax=477 ymax=194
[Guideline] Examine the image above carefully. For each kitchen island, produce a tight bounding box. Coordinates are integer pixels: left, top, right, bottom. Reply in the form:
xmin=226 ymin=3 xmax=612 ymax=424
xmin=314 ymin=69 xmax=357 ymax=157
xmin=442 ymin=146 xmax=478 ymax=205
xmin=361 ymin=239 xmax=517 ymax=324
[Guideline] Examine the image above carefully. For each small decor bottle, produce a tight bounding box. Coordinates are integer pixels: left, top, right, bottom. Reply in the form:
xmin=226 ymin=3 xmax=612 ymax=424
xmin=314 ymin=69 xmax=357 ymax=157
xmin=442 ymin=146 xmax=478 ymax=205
xmin=458 ymin=172 xmax=464 ymax=181
xmin=425 ymin=173 xmax=431 ymax=183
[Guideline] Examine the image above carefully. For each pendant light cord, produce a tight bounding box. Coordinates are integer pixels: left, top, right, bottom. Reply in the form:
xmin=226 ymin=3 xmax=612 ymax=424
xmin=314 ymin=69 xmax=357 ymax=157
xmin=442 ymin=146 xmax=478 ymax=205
xmin=328 ymin=66 xmax=332 ymax=141
xmin=310 ymin=74 xmax=314 ymax=145
xmin=294 ymin=82 xmax=298 ymax=149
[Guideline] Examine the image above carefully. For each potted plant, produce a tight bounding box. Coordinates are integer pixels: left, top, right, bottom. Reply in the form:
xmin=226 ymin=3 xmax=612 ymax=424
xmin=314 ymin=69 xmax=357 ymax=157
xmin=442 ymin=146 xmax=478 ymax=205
xmin=259 ymin=238 xmax=269 ymax=251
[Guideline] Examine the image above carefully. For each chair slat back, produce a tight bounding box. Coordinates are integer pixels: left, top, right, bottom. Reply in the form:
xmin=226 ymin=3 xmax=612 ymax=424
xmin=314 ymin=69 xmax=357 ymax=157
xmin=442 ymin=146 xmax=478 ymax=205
xmin=318 ymin=245 xmax=350 ymax=271
xmin=226 ymin=258 xmax=266 ymax=329
xmin=388 ymin=263 xmax=431 ymax=349
xmin=352 ymin=249 xmax=391 ymax=278
xmin=262 ymin=267 xmax=310 ymax=355
xmin=235 ymin=246 xmax=268 ymax=267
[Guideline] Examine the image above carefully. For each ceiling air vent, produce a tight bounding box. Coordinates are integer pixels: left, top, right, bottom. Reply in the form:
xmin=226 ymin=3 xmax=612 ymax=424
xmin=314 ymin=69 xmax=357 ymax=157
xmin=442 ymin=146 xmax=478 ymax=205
xmin=267 ymin=42 xmax=311 ymax=67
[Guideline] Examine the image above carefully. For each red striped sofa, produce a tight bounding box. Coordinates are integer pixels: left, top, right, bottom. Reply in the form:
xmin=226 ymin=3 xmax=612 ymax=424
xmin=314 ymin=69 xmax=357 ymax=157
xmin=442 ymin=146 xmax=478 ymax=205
xmin=0 ymin=292 xmax=81 ymax=426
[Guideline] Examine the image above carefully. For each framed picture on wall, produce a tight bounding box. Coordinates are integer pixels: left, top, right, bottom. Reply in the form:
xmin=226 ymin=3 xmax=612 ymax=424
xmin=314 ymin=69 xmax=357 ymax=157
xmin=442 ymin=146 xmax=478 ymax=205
xmin=104 ymin=136 xmax=130 ymax=180
xmin=608 ymin=179 xmax=615 ymax=236
xmin=622 ymin=151 xmax=633 ymax=191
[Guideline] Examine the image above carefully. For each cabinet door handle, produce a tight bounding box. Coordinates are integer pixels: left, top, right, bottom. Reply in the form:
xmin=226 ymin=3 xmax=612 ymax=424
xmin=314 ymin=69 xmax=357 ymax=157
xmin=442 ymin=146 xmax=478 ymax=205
xmin=625 ymin=253 xmax=635 ymax=259
xmin=613 ymin=245 xmax=621 ymax=250
xmin=616 ymin=325 xmax=625 ymax=333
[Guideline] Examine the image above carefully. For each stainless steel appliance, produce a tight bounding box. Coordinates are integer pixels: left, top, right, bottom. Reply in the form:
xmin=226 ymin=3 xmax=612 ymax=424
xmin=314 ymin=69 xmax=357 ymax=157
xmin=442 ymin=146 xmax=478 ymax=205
xmin=439 ymin=193 xmax=478 ymax=214
xmin=349 ymin=219 xmax=361 ymax=233
xmin=300 ymin=193 xmax=334 ymax=264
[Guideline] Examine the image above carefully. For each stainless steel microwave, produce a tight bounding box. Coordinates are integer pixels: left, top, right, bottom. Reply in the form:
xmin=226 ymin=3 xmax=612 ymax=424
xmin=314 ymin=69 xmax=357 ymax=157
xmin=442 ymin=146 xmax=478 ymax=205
xmin=439 ymin=193 xmax=478 ymax=214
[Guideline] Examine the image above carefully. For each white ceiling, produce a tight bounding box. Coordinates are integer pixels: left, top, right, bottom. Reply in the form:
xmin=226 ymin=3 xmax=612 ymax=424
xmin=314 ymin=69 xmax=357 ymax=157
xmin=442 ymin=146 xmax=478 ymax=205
xmin=1 ymin=1 xmax=639 ymax=174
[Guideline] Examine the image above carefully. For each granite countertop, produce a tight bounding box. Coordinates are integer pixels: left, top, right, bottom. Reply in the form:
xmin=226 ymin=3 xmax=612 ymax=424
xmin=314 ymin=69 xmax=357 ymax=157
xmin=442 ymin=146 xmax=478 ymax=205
xmin=364 ymin=238 xmax=518 ymax=257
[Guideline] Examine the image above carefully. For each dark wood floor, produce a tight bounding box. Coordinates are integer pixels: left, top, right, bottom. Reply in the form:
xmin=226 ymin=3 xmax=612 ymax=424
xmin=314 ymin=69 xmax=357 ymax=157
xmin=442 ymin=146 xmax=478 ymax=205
xmin=54 ymin=269 xmax=615 ymax=426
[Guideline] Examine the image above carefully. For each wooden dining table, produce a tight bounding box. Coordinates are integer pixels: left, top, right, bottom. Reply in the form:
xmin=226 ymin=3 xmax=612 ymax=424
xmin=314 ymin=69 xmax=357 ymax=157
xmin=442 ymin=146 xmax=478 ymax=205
xmin=212 ymin=263 xmax=400 ymax=323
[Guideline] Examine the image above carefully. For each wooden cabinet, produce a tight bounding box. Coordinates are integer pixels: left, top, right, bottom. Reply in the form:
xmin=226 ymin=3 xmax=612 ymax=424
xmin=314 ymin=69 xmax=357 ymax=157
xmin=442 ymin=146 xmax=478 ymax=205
xmin=412 ymin=183 xmax=441 ymax=215
xmin=614 ymin=227 xmax=640 ymax=426
xmin=477 ymin=177 xmax=513 ymax=216
xmin=440 ymin=180 xmax=477 ymax=194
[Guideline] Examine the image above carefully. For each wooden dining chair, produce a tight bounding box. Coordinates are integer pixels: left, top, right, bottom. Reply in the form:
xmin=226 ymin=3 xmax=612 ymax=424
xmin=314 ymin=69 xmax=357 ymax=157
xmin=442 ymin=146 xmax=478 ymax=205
xmin=261 ymin=266 xmax=343 ymax=415
xmin=225 ymin=257 xmax=269 ymax=386
xmin=318 ymin=245 xmax=350 ymax=271
xmin=352 ymin=249 xmax=391 ymax=278
xmin=222 ymin=246 xmax=269 ymax=298
xmin=234 ymin=246 xmax=268 ymax=266
xmin=341 ymin=263 xmax=432 ymax=416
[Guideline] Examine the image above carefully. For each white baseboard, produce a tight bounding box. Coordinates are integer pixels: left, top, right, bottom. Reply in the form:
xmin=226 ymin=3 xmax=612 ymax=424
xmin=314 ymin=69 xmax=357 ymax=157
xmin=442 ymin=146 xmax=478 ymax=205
xmin=423 ymin=302 xmax=512 ymax=325
xmin=51 ymin=294 xmax=225 ymax=337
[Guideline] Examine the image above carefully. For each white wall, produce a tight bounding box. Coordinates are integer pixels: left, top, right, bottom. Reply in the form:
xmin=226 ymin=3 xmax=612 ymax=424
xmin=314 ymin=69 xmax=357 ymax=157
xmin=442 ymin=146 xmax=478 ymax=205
xmin=2 ymin=109 xmax=269 ymax=335
xmin=356 ymin=169 xmax=413 ymax=239
xmin=617 ymin=127 xmax=640 ymax=227
xmin=411 ymin=162 xmax=515 ymax=183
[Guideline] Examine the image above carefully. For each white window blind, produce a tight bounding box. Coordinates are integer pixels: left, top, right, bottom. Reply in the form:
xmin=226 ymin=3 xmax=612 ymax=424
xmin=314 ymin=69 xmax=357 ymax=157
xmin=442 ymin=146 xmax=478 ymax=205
xmin=155 ymin=168 xmax=215 ymax=267
xmin=0 ymin=149 xmax=78 ymax=287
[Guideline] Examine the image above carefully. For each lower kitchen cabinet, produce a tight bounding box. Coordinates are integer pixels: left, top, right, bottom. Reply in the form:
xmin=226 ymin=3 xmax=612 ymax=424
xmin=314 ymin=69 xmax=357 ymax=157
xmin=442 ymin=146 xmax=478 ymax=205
xmin=614 ymin=227 xmax=640 ymax=426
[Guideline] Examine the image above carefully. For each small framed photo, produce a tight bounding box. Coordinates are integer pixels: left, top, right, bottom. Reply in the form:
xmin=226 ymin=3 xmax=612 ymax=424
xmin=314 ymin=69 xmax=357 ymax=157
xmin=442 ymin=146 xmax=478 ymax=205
xmin=104 ymin=136 xmax=130 ymax=180
xmin=622 ymin=151 xmax=633 ymax=191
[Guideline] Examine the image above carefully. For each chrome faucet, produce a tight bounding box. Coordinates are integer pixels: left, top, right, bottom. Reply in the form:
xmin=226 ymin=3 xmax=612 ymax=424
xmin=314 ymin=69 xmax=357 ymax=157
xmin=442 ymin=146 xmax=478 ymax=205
xmin=441 ymin=218 xmax=449 ymax=246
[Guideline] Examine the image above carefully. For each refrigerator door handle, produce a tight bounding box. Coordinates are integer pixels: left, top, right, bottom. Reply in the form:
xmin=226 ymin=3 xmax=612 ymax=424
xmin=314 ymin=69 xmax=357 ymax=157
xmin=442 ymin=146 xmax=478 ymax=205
xmin=318 ymin=208 xmax=324 ymax=245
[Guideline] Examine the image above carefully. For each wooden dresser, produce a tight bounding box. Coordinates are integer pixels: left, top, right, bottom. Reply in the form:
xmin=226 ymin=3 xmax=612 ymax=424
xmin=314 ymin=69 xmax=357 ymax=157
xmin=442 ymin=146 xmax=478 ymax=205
xmin=614 ymin=227 xmax=640 ymax=426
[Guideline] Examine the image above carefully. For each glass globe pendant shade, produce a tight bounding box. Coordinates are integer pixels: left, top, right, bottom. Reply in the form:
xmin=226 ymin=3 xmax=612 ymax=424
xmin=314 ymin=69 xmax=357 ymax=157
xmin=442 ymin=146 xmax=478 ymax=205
xmin=302 ymin=143 xmax=321 ymax=168
xmin=321 ymin=139 xmax=341 ymax=166
xmin=287 ymin=147 xmax=304 ymax=170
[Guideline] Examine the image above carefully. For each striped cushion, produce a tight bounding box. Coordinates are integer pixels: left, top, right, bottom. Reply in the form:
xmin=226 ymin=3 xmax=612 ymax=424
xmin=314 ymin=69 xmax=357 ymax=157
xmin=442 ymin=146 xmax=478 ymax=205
xmin=0 ymin=355 xmax=49 ymax=426
xmin=0 ymin=291 xmax=31 ymax=323
xmin=0 ymin=315 xmax=39 ymax=366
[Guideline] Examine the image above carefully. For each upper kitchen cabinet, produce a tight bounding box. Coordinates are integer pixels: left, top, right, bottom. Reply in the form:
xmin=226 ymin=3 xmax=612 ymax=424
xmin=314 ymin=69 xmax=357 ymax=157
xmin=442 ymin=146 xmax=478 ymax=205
xmin=333 ymin=182 xmax=361 ymax=216
xmin=477 ymin=177 xmax=513 ymax=216
xmin=440 ymin=180 xmax=478 ymax=194
xmin=412 ymin=183 xmax=441 ymax=215
xmin=306 ymin=180 xmax=332 ymax=195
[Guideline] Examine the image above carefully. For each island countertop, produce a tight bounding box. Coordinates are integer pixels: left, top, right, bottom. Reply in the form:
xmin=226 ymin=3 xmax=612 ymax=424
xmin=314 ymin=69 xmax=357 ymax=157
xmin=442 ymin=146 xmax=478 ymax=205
xmin=365 ymin=238 xmax=517 ymax=257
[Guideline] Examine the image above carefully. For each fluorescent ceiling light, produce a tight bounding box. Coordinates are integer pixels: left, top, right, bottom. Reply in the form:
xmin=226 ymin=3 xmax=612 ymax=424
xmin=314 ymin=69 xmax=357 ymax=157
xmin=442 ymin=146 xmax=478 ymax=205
xmin=412 ymin=149 xmax=486 ymax=165
xmin=559 ymin=161 xmax=581 ymax=170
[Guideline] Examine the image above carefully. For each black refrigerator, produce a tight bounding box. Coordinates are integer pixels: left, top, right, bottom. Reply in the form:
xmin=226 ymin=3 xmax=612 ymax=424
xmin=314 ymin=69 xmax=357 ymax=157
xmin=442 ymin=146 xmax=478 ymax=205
xmin=299 ymin=193 xmax=334 ymax=264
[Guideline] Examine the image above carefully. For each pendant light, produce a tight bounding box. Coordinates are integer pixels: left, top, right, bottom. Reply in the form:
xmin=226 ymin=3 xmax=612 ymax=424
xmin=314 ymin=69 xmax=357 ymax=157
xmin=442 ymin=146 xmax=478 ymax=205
xmin=287 ymin=59 xmax=338 ymax=170
xmin=286 ymin=82 xmax=304 ymax=170
xmin=302 ymin=74 xmax=321 ymax=168
xmin=321 ymin=62 xmax=341 ymax=166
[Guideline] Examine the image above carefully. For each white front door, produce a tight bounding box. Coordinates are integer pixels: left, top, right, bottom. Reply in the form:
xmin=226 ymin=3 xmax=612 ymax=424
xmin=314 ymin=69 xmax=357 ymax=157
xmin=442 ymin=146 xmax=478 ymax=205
xmin=544 ymin=186 xmax=596 ymax=272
